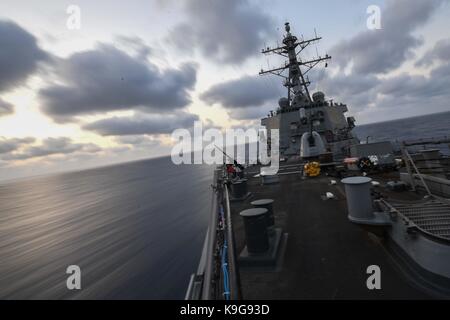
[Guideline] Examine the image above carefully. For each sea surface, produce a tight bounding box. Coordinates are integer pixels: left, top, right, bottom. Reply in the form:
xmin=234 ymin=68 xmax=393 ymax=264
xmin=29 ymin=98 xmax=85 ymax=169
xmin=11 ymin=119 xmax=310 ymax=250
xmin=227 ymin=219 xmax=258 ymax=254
xmin=0 ymin=157 xmax=213 ymax=299
xmin=1 ymin=111 xmax=449 ymax=299
xmin=354 ymin=111 xmax=450 ymax=154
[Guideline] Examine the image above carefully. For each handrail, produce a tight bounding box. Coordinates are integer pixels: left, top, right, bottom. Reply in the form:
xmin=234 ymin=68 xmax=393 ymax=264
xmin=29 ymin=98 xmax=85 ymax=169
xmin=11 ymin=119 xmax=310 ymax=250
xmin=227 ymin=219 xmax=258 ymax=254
xmin=186 ymin=167 xmax=242 ymax=300
xmin=185 ymin=228 xmax=209 ymax=300
xmin=224 ymin=184 xmax=242 ymax=299
xmin=201 ymin=169 xmax=219 ymax=300
xmin=402 ymin=145 xmax=432 ymax=196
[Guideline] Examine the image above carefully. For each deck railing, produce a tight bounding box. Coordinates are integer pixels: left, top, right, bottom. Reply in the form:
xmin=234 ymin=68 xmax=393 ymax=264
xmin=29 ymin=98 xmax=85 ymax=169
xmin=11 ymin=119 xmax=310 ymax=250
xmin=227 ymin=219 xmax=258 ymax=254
xmin=185 ymin=166 xmax=242 ymax=300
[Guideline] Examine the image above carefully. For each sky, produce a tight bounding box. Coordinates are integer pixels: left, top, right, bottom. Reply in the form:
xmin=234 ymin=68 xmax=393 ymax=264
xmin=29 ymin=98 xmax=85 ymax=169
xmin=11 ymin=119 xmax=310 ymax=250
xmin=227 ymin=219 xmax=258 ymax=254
xmin=0 ymin=0 xmax=450 ymax=181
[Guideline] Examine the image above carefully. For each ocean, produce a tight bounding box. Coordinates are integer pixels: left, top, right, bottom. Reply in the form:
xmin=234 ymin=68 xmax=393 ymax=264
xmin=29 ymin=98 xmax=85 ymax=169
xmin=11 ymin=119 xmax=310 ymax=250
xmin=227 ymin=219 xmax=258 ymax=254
xmin=0 ymin=111 xmax=449 ymax=299
xmin=354 ymin=111 xmax=450 ymax=154
xmin=0 ymin=157 xmax=213 ymax=299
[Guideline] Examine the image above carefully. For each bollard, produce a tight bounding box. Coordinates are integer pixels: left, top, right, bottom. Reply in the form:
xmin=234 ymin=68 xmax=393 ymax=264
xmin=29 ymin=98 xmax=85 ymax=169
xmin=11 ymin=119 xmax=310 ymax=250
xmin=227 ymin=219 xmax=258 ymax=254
xmin=251 ymin=199 xmax=275 ymax=233
xmin=231 ymin=178 xmax=248 ymax=199
xmin=239 ymin=208 xmax=269 ymax=254
xmin=341 ymin=176 xmax=374 ymax=222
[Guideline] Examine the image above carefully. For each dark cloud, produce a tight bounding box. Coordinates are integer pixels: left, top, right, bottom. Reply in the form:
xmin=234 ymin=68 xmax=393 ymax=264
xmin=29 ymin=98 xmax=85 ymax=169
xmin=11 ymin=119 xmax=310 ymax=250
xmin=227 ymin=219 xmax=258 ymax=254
xmin=310 ymin=0 xmax=450 ymax=120
xmin=332 ymin=0 xmax=445 ymax=75
xmin=0 ymin=20 xmax=48 ymax=92
xmin=318 ymin=73 xmax=380 ymax=98
xmin=114 ymin=35 xmax=152 ymax=60
xmin=0 ymin=137 xmax=35 ymax=154
xmin=168 ymin=0 xmax=275 ymax=64
xmin=200 ymin=75 xmax=281 ymax=120
xmin=83 ymin=112 xmax=199 ymax=136
xmin=0 ymin=98 xmax=14 ymax=117
xmin=1 ymin=137 xmax=100 ymax=161
xmin=201 ymin=76 xmax=279 ymax=109
xmin=228 ymin=106 xmax=273 ymax=120
xmin=39 ymin=44 xmax=197 ymax=122
xmin=416 ymin=38 xmax=450 ymax=67
xmin=372 ymin=65 xmax=450 ymax=119
xmin=378 ymin=63 xmax=450 ymax=99
xmin=313 ymin=73 xmax=380 ymax=111
xmin=314 ymin=60 xmax=450 ymax=119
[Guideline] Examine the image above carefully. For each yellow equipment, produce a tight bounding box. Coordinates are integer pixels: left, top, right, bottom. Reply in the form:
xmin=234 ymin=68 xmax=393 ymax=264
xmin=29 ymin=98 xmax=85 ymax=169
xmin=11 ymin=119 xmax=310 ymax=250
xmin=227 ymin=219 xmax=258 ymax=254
xmin=304 ymin=162 xmax=321 ymax=177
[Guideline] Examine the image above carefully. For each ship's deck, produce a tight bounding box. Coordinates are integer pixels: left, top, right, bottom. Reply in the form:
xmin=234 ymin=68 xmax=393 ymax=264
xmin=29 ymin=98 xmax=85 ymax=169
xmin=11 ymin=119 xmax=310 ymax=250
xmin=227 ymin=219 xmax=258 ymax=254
xmin=229 ymin=163 xmax=433 ymax=299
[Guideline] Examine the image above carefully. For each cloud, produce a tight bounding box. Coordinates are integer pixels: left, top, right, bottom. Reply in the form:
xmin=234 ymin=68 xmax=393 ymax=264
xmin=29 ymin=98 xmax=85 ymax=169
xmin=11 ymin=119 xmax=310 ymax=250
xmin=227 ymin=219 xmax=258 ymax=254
xmin=229 ymin=106 xmax=274 ymax=120
xmin=0 ymin=98 xmax=14 ymax=117
xmin=1 ymin=137 xmax=100 ymax=161
xmin=114 ymin=135 xmax=164 ymax=152
xmin=416 ymin=38 xmax=450 ymax=67
xmin=378 ymin=63 xmax=450 ymax=99
xmin=114 ymin=35 xmax=152 ymax=60
xmin=200 ymin=75 xmax=281 ymax=120
xmin=314 ymin=60 xmax=450 ymax=121
xmin=230 ymin=119 xmax=262 ymax=131
xmin=308 ymin=0 xmax=450 ymax=122
xmin=83 ymin=111 xmax=199 ymax=136
xmin=332 ymin=0 xmax=445 ymax=75
xmin=168 ymin=0 xmax=275 ymax=64
xmin=116 ymin=135 xmax=159 ymax=146
xmin=313 ymin=73 xmax=380 ymax=111
xmin=371 ymin=66 xmax=450 ymax=120
xmin=0 ymin=137 xmax=35 ymax=154
xmin=0 ymin=20 xmax=48 ymax=93
xmin=39 ymin=44 xmax=197 ymax=122
xmin=201 ymin=75 xmax=279 ymax=109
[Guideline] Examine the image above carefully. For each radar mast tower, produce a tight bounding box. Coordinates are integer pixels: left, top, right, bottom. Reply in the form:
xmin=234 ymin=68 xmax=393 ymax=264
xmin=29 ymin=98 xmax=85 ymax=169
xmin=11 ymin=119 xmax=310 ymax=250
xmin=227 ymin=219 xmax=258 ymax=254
xmin=259 ymin=22 xmax=331 ymax=107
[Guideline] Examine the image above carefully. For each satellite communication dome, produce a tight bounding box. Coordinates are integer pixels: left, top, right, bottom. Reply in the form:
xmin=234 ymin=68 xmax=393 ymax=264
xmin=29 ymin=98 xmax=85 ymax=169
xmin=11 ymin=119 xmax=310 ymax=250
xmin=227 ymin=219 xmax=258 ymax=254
xmin=312 ymin=91 xmax=325 ymax=103
xmin=278 ymin=97 xmax=289 ymax=109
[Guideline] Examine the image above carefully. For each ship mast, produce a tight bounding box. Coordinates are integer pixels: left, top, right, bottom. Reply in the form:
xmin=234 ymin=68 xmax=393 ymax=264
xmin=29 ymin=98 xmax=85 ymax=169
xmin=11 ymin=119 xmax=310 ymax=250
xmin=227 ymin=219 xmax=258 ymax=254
xmin=259 ymin=22 xmax=331 ymax=106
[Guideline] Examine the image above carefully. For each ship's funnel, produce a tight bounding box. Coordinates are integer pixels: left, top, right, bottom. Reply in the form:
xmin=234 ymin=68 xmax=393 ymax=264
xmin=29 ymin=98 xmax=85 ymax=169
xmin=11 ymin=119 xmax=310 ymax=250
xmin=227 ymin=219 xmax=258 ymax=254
xmin=300 ymin=131 xmax=326 ymax=159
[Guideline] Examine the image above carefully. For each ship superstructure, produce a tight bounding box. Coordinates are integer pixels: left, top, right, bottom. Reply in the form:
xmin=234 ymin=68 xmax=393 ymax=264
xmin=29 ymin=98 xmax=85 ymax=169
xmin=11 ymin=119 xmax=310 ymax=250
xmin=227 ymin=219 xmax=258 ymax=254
xmin=260 ymin=23 xmax=359 ymax=158
xmin=186 ymin=23 xmax=450 ymax=301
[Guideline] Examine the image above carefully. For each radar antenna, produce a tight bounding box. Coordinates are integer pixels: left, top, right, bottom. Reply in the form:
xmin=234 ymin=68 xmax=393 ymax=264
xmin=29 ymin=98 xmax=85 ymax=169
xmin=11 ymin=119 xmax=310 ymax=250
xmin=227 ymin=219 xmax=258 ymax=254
xmin=259 ymin=22 xmax=331 ymax=106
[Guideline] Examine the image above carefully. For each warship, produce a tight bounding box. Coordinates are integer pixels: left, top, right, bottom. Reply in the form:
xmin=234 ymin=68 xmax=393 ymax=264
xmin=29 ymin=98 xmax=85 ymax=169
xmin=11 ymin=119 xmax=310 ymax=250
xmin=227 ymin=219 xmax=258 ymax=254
xmin=185 ymin=23 xmax=450 ymax=300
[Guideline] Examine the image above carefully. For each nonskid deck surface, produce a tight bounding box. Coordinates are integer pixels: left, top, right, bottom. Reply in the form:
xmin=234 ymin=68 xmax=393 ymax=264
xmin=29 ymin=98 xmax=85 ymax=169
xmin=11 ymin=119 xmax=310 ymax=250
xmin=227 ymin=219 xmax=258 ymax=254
xmin=230 ymin=165 xmax=431 ymax=299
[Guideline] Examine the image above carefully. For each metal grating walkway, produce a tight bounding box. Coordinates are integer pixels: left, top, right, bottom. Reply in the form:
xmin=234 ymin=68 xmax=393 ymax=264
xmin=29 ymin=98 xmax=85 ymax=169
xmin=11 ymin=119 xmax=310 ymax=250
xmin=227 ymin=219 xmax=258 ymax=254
xmin=383 ymin=199 xmax=450 ymax=241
